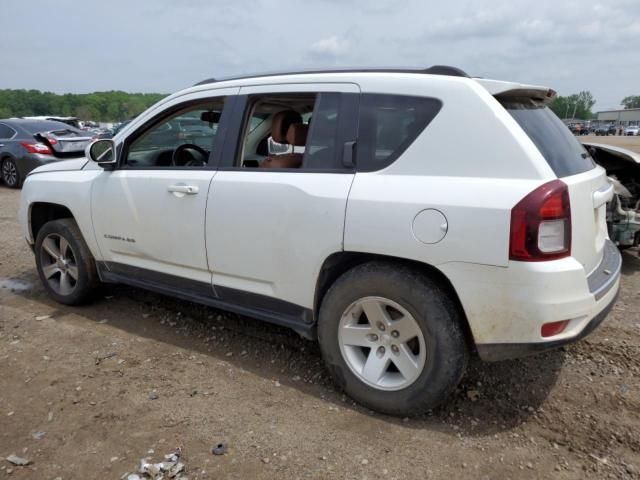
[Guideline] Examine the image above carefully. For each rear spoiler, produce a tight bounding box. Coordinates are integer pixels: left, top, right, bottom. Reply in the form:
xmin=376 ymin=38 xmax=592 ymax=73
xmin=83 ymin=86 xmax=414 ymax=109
xmin=474 ymin=78 xmax=556 ymax=104
xmin=34 ymin=130 xmax=93 ymax=154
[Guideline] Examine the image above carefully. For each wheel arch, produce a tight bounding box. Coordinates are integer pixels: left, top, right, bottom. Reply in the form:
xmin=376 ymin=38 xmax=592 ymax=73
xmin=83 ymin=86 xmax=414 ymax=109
xmin=29 ymin=202 xmax=75 ymax=244
xmin=314 ymin=251 xmax=476 ymax=350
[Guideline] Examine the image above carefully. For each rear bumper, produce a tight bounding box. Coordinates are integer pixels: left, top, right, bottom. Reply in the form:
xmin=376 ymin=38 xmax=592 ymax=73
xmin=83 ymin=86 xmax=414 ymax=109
xmin=440 ymin=239 xmax=622 ymax=361
xmin=476 ymin=287 xmax=618 ymax=361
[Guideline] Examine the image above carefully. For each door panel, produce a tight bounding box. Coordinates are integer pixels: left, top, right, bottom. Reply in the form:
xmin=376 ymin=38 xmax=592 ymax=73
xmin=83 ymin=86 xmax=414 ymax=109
xmin=91 ymin=88 xmax=238 ymax=283
xmin=91 ymin=170 xmax=215 ymax=283
xmin=207 ymin=83 xmax=360 ymax=309
xmin=206 ymin=171 xmax=354 ymax=307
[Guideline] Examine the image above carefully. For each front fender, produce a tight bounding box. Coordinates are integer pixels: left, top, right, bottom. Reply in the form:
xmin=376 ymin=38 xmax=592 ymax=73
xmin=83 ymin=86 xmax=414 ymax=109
xmin=20 ymin=169 xmax=103 ymax=260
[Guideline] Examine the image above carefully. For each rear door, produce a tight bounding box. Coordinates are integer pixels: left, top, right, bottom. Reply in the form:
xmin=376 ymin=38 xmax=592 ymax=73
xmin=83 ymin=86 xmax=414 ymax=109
xmin=502 ymin=100 xmax=610 ymax=273
xmin=206 ymin=83 xmax=359 ymax=310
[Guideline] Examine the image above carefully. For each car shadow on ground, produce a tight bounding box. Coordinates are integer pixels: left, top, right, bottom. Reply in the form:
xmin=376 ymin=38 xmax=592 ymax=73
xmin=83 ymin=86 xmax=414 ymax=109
xmin=622 ymin=249 xmax=640 ymax=274
xmin=6 ymin=267 xmax=565 ymax=438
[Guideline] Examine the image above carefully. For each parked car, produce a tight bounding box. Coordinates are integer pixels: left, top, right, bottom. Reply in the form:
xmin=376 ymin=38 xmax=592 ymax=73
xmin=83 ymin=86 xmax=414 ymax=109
xmin=22 ymin=116 xmax=82 ymax=129
xmin=0 ymin=119 xmax=92 ymax=188
xmin=568 ymin=123 xmax=591 ymax=135
xmin=94 ymin=119 xmax=134 ymax=139
xmin=624 ymin=125 xmax=640 ymax=136
xmin=19 ymin=66 xmax=621 ymax=416
xmin=595 ymin=124 xmax=616 ymax=136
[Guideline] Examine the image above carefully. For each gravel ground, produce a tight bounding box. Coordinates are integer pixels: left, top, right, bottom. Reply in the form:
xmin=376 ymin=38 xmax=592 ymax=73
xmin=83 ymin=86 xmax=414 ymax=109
xmin=1 ymin=170 xmax=639 ymax=479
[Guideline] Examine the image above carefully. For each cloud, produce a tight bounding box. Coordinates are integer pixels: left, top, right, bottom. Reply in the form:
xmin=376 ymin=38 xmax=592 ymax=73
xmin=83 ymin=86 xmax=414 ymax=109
xmin=0 ymin=0 xmax=638 ymax=110
xmin=308 ymin=35 xmax=350 ymax=60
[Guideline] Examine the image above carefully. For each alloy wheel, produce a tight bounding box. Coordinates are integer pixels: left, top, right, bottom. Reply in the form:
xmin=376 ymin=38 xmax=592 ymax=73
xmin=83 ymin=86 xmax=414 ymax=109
xmin=2 ymin=160 xmax=17 ymax=187
xmin=338 ymin=296 xmax=427 ymax=391
xmin=39 ymin=233 xmax=79 ymax=296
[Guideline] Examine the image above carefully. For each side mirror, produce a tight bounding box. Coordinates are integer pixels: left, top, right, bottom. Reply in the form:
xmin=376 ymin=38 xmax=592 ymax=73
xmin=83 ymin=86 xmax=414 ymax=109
xmin=86 ymin=139 xmax=116 ymax=166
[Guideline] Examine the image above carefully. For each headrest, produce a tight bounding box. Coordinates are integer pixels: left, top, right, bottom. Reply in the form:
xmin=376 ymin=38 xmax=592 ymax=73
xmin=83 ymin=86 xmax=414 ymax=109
xmin=271 ymin=110 xmax=302 ymax=143
xmin=286 ymin=123 xmax=308 ymax=147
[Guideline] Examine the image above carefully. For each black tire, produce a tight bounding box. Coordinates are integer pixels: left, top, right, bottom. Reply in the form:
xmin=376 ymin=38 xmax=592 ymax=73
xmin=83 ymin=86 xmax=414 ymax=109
xmin=1 ymin=157 xmax=21 ymax=188
xmin=318 ymin=262 xmax=468 ymax=416
xmin=35 ymin=218 xmax=99 ymax=305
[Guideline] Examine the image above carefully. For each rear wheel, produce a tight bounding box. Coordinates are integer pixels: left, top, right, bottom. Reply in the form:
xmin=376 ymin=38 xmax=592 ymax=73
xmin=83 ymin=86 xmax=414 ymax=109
xmin=318 ymin=262 xmax=468 ymax=416
xmin=1 ymin=158 xmax=20 ymax=188
xmin=35 ymin=219 xmax=98 ymax=305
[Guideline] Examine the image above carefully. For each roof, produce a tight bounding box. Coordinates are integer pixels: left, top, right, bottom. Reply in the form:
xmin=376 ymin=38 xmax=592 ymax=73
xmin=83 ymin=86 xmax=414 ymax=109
xmin=22 ymin=115 xmax=79 ymax=121
xmin=194 ymin=65 xmax=470 ymax=86
xmin=2 ymin=118 xmax=81 ymax=133
xmin=596 ymin=108 xmax=640 ymax=114
xmin=192 ymin=65 xmax=553 ymax=103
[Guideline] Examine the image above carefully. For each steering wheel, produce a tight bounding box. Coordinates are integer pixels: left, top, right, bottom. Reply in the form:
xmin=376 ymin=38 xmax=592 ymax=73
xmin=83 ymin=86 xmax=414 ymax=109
xmin=171 ymin=143 xmax=209 ymax=167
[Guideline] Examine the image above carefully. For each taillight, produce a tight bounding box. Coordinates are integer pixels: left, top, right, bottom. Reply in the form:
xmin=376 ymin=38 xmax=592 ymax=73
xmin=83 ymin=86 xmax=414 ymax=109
xmin=21 ymin=141 xmax=53 ymax=155
xmin=509 ymin=179 xmax=571 ymax=261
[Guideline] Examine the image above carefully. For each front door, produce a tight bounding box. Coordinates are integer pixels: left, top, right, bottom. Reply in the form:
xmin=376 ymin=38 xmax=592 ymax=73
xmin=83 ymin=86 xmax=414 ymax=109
xmin=91 ymin=88 xmax=237 ymax=285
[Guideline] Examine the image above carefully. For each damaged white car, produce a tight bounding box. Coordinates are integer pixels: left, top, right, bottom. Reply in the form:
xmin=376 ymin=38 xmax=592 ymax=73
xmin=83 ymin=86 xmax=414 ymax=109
xmin=585 ymin=142 xmax=640 ymax=251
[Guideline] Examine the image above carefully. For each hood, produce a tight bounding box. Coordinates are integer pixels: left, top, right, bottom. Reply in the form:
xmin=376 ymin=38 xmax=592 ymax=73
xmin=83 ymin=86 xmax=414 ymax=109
xmin=29 ymin=158 xmax=89 ymax=176
xmin=582 ymin=142 xmax=640 ymax=165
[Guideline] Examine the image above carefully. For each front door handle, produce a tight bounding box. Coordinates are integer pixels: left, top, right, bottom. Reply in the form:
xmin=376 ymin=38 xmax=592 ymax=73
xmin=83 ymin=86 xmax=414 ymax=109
xmin=168 ymin=184 xmax=199 ymax=195
xmin=0 ymin=144 xmax=4 ymax=148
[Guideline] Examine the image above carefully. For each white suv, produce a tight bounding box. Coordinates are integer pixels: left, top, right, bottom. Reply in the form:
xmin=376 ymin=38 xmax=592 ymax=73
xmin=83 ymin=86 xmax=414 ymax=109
xmin=19 ymin=66 xmax=621 ymax=415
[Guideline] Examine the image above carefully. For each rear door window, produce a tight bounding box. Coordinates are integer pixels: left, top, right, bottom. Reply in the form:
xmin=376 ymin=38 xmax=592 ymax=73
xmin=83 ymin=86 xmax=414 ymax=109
xmin=356 ymin=94 xmax=442 ymax=172
xmin=501 ymin=100 xmax=595 ymax=177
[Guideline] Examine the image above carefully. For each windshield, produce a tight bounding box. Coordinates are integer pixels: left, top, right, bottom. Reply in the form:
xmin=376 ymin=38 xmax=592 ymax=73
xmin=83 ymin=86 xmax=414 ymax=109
xmin=502 ymin=100 xmax=595 ymax=177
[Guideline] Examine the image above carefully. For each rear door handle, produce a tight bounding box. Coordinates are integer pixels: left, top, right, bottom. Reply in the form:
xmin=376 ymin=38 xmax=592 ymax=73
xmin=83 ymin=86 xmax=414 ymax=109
xmin=593 ymin=184 xmax=614 ymax=208
xmin=168 ymin=184 xmax=199 ymax=195
xmin=0 ymin=144 xmax=4 ymax=148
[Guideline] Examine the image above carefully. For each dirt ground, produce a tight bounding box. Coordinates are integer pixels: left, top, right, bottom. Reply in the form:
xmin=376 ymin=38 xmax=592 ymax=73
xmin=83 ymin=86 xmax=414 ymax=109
xmin=1 ymin=138 xmax=640 ymax=479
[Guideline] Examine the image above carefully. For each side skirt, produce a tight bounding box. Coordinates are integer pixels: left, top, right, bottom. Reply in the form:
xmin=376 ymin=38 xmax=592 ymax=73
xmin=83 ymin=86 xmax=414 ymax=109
xmin=96 ymin=262 xmax=316 ymax=339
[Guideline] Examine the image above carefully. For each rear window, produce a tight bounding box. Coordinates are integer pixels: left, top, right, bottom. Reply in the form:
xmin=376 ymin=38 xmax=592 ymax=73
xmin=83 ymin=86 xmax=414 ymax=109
xmin=356 ymin=94 xmax=442 ymax=172
xmin=502 ymin=100 xmax=595 ymax=177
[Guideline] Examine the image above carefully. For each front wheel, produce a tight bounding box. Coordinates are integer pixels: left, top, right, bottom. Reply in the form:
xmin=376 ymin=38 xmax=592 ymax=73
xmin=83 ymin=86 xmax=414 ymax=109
xmin=35 ymin=218 xmax=99 ymax=305
xmin=318 ymin=262 xmax=468 ymax=416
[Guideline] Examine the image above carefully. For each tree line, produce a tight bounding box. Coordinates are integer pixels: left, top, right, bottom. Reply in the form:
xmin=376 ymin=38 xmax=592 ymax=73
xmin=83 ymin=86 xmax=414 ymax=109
xmin=0 ymin=89 xmax=168 ymax=122
xmin=1 ymin=88 xmax=638 ymax=123
xmin=549 ymin=92 xmax=640 ymax=120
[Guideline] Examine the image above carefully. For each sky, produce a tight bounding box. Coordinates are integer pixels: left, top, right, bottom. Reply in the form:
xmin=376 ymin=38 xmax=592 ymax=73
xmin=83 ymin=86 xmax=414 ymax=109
xmin=0 ymin=0 xmax=638 ymax=112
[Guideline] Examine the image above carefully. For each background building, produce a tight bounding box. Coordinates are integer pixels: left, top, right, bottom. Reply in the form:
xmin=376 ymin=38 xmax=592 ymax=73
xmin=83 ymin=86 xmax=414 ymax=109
xmin=595 ymin=108 xmax=640 ymax=126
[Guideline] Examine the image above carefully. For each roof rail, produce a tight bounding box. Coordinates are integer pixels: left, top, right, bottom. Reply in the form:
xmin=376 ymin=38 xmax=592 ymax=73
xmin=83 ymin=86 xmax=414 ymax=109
xmin=193 ymin=65 xmax=469 ymax=86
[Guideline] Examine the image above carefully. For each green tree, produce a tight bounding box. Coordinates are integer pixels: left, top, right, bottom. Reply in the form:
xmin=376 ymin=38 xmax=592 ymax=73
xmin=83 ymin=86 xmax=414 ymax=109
xmin=621 ymin=96 xmax=640 ymax=109
xmin=549 ymin=91 xmax=596 ymax=120
xmin=0 ymin=89 xmax=168 ymax=122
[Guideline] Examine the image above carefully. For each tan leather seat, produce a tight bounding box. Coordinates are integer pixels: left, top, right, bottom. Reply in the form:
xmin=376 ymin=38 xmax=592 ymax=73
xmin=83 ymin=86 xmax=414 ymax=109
xmin=261 ymin=114 xmax=309 ymax=169
xmin=286 ymin=123 xmax=308 ymax=146
xmin=270 ymin=110 xmax=302 ymax=143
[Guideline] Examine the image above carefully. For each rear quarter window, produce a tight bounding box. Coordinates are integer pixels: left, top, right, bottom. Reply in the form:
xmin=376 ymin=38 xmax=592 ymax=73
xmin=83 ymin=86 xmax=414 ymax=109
xmin=0 ymin=123 xmax=17 ymax=139
xmin=356 ymin=94 xmax=442 ymax=172
xmin=501 ymin=100 xmax=595 ymax=177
